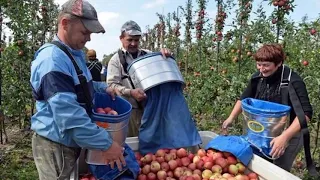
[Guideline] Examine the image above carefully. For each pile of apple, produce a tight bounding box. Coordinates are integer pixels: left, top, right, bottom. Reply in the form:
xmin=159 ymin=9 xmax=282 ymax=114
xmin=96 ymin=107 xmax=118 ymax=115
xmin=135 ymin=148 xmax=259 ymax=180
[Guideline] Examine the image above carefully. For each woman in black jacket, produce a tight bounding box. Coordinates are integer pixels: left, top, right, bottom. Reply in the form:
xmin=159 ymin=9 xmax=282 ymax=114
xmin=222 ymin=44 xmax=313 ymax=172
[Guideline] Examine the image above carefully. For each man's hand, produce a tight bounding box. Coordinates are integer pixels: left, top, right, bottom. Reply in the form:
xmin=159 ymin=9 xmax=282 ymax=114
xmin=130 ymin=88 xmax=147 ymax=102
xmin=106 ymin=87 xmax=121 ymax=100
xmin=160 ymin=48 xmax=173 ymax=58
xmin=103 ymin=142 xmax=126 ymax=171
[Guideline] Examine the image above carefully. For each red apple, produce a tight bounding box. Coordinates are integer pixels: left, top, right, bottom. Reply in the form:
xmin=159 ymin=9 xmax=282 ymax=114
xmin=216 ymin=157 xmax=228 ymax=168
xmin=104 ymin=107 xmax=112 ymax=113
xmin=177 ymin=148 xmax=188 ymax=158
xmin=247 ymin=172 xmax=258 ymax=179
xmin=227 ymin=156 xmax=238 ymax=165
xmin=142 ymin=164 xmax=151 ymax=175
xmin=188 ymin=163 xmax=196 ymax=170
xmin=168 ymin=160 xmax=178 ymax=170
xmin=161 ymin=162 xmax=170 ymax=172
xmin=138 ymin=174 xmax=147 ymax=180
xmin=197 ymin=149 xmax=206 ymax=157
xmin=157 ymin=170 xmax=167 ymax=180
xmin=181 ymin=157 xmax=191 ymax=167
xmin=156 ymin=149 xmax=166 ymax=157
xmin=147 ymin=172 xmax=157 ymax=180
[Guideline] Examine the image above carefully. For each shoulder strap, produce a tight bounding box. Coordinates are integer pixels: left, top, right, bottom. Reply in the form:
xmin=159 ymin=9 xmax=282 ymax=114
xmin=118 ymin=49 xmax=128 ymax=74
xmin=51 ymin=41 xmax=83 ymax=75
xmin=280 ymin=65 xmax=317 ymax=176
xmin=50 ymin=41 xmax=93 ymax=114
xmin=288 ymin=83 xmax=318 ymax=176
xmin=280 ymin=65 xmax=291 ymax=105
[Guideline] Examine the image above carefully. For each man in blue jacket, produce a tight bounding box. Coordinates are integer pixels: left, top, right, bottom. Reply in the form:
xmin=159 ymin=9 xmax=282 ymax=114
xmin=30 ymin=0 xmax=125 ymax=179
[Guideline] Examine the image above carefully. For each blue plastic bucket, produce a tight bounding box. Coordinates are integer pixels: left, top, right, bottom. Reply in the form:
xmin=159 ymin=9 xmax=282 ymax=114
xmin=241 ymin=98 xmax=291 ymax=159
xmin=86 ymin=93 xmax=132 ymax=165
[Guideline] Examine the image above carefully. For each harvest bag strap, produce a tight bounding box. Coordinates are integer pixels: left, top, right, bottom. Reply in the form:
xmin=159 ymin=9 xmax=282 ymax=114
xmin=280 ymin=66 xmax=318 ymax=176
xmin=50 ymin=41 xmax=93 ymax=114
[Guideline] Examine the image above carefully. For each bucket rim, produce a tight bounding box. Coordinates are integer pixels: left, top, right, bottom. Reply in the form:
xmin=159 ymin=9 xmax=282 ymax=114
xmin=127 ymin=52 xmax=175 ymax=71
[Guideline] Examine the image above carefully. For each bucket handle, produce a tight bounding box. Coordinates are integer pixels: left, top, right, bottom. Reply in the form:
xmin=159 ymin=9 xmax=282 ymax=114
xmin=247 ymin=139 xmax=278 ymax=161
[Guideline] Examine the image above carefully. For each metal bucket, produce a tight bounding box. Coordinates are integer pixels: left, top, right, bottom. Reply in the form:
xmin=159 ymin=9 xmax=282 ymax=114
xmin=127 ymin=52 xmax=185 ymax=91
xmin=241 ymin=98 xmax=291 ymax=159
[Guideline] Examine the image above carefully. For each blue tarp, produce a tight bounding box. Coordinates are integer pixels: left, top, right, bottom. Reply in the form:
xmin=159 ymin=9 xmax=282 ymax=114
xmin=205 ymin=135 xmax=253 ymax=166
xmin=138 ymin=82 xmax=202 ymax=155
xmin=88 ymin=144 xmax=139 ymax=180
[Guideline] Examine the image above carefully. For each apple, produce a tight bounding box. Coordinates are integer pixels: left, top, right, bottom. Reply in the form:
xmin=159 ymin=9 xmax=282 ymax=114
xmin=165 ymin=153 xmax=174 ymax=162
xmin=147 ymin=172 xmax=157 ymax=180
xmin=157 ymin=157 xmax=165 ymax=163
xmin=211 ymin=164 xmax=222 ymax=174
xmin=151 ymin=161 xmax=161 ymax=173
xmin=215 ymin=157 xmax=228 ymax=168
xmin=161 ymin=162 xmax=170 ymax=172
xmin=193 ymin=155 xmax=201 ymax=164
xmin=104 ymin=107 xmax=112 ymax=113
xmin=135 ymin=152 xmax=142 ymax=160
xmin=138 ymin=174 xmax=147 ymax=180
xmin=236 ymin=163 xmax=246 ymax=173
xmin=168 ymin=160 xmax=178 ymax=170
xmin=181 ymin=157 xmax=191 ymax=167
xmin=177 ymin=148 xmax=188 ymax=158
xmin=142 ymin=164 xmax=151 ymax=175
xmin=107 ymin=110 xmax=118 ymax=115
xmin=142 ymin=153 xmax=153 ymax=164
xmin=202 ymin=169 xmax=213 ymax=179
xmin=188 ymin=163 xmax=196 ymax=170
xmin=193 ymin=169 xmax=202 ymax=176
xmin=247 ymin=172 xmax=258 ymax=179
xmin=188 ymin=153 xmax=195 ymax=161
xmin=228 ymin=164 xmax=238 ymax=175
xmin=156 ymin=149 xmax=166 ymax=157
xmin=310 ymin=28 xmax=317 ymax=35
xmin=174 ymin=167 xmax=184 ymax=178
xmin=227 ymin=156 xmax=238 ymax=165
xmin=157 ymin=170 xmax=167 ymax=180
xmin=167 ymin=171 xmax=173 ymax=177
xmin=203 ymin=161 xmax=214 ymax=170
xmin=197 ymin=149 xmax=206 ymax=157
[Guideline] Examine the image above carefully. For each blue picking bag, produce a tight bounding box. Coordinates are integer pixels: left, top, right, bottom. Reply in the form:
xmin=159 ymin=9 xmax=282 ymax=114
xmin=205 ymin=135 xmax=253 ymax=166
xmin=241 ymin=98 xmax=291 ymax=159
xmin=138 ymin=82 xmax=202 ymax=155
xmin=88 ymin=144 xmax=139 ymax=180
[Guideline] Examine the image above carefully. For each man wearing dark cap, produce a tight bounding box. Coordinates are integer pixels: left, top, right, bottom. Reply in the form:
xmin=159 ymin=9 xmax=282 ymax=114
xmin=30 ymin=1 xmax=125 ymax=179
xmin=107 ymin=20 xmax=172 ymax=137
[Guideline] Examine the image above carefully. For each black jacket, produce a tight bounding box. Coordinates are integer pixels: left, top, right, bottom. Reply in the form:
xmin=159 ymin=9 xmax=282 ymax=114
xmin=240 ymin=65 xmax=313 ymax=124
xmin=86 ymin=59 xmax=102 ymax=81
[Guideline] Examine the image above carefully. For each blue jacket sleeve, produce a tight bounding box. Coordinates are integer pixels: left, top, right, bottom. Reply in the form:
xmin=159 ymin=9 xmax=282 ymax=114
xmin=48 ymin=92 xmax=113 ymax=150
xmin=93 ymin=81 xmax=108 ymax=93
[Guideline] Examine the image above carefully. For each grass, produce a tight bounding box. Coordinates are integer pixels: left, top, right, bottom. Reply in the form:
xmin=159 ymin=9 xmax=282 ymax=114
xmin=0 ymin=128 xmax=38 ymax=180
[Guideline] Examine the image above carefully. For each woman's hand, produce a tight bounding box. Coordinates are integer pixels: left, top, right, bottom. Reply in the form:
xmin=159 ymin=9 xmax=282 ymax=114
xmin=270 ymin=134 xmax=289 ymax=158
